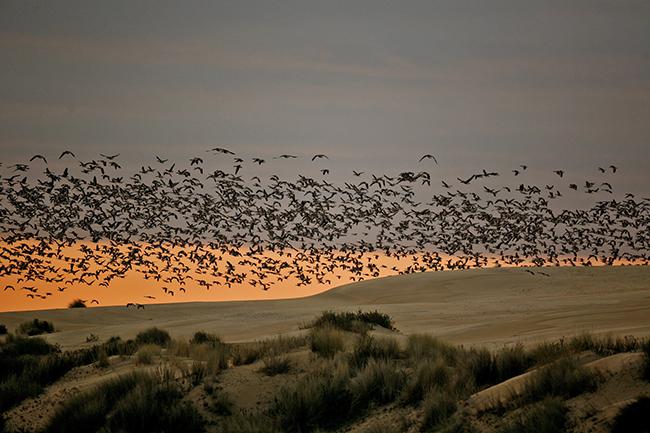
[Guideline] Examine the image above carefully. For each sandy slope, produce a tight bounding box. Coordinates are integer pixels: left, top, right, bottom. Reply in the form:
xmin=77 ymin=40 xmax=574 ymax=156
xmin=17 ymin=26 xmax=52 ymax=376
xmin=1 ymin=266 xmax=649 ymax=350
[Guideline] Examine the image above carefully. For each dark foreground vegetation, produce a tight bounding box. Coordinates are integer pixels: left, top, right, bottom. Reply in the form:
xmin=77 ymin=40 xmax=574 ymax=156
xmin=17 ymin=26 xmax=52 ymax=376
xmin=0 ymin=312 xmax=648 ymax=433
xmin=16 ymin=319 xmax=55 ymax=336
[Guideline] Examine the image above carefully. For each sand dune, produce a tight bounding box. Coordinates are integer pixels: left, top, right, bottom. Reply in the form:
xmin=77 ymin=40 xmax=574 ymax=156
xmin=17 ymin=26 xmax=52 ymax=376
xmin=1 ymin=266 xmax=649 ymax=350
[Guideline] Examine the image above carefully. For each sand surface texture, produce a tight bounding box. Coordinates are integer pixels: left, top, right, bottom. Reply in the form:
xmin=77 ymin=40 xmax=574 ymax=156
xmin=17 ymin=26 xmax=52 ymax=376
xmin=1 ymin=266 xmax=649 ymax=350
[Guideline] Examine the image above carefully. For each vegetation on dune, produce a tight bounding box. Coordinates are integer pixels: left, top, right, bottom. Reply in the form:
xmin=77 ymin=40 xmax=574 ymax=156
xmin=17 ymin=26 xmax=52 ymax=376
xmin=642 ymin=340 xmax=650 ymax=382
xmin=350 ymin=359 xmax=405 ymax=408
xmin=498 ymin=397 xmax=568 ymax=433
xmin=16 ymin=319 xmax=55 ymax=336
xmin=421 ymin=390 xmax=458 ymax=431
xmin=44 ymin=369 xmax=204 ymax=433
xmin=307 ymin=310 xmax=396 ymax=332
xmin=67 ymin=299 xmax=87 ymax=308
xmin=350 ymin=334 xmax=401 ymax=368
xmin=135 ymin=344 xmax=161 ymax=365
xmin=135 ymin=327 xmax=171 ymax=347
xmin=401 ymin=359 xmax=452 ymax=405
xmin=0 ymin=324 xmax=7 ymax=336
xmin=521 ymin=357 xmax=598 ymax=402
xmin=309 ymin=325 xmax=346 ymax=358
xmin=611 ymin=395 xmax=650 ymax=433
xmin=260 ymin=353 xmax=293 ymax=376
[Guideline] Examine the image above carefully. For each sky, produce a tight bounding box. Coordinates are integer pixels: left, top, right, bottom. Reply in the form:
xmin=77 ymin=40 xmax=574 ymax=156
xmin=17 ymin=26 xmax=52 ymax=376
xmin=1 ymin=0 xmax=649 ymax=310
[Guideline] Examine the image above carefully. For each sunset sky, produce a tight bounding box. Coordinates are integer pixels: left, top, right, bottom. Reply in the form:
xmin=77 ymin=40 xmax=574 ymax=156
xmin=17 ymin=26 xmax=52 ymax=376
xmin=1 ymin=1 xmax=649 ymax=311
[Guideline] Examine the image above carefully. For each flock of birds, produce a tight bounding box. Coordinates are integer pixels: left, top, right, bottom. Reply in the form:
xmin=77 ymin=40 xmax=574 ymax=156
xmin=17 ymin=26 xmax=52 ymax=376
xmin=1 ymin=148 xmax=649 ymax=307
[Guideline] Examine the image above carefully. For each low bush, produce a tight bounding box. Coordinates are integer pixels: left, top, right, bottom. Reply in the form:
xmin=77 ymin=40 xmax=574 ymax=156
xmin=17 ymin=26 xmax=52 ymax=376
xmin=499 ymin=397 xmax=568 ymax=433
xmin=190 ymin=331 xmax=222 ymax=346
xmin=522 ymin=358 xmax=597 ymax=402
xmin=85 ymin=333 xmax=99 ymax=343
xmin=207 ymin=391 xmax=234 ymax=416
xmin=309 ymin=310 xmax=395 ymax=332
xmin=0 ymin=324 xmax=7 ymax=335
xmin=17 ymin=319 xmax=55 ymax=336
xmin=135 ymin=344 xmax=161 ymax=365
xmin=421 ymin=390 xmax=457 ymax=431
xmin=350 ymin=359 xmax=405 ymax=409
xmin=68 ymin=299 xmax=87 ymax=308
xmin=310 ymin=326 xmax=346 ymax=358
xmin=611 ymin=395 xmax=650 ymax=433
xmin=135 ymin=327 xmax=171 ymax=347
xmin=260 ymin=354 xmax=292 ymax=376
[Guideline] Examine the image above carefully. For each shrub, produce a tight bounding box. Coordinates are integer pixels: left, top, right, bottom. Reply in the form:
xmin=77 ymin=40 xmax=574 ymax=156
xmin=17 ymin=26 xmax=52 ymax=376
xmin=190 ymin=342 xmax=229 ymax=373
xmin=461 ymin=347 xmax=494 ymax=387
xmin=499 ymin=397 xmax=568 ymax=433
xmin=350 ymin=334 xmax=401 ymax=368
xmin=350 ymin=359 xmax=405 ymax=409
xmin=191 ymin=361 xmax=207 ymax=386
xmin=421 ymin=390 xmax=457 ymax=431
xmin=308 ymin=310 xmax=395 ymax=332
xmin=493 ymin=344 xmax=533 ymax=383
xmin=522 ymin=358 xmax=597 ymax=401
xmin=260 ymin=354 xmax=292 ymax=376
xmin=611 ymin=395 xmax=650 ymax=433
xmin=190 ymin=331 xmax=222 ymax=346
xmin=135 ymin=344 xmax=161 ymax=365
xmin=68 ymin=299 xmax=87 ymax=308
xmin=310 ymin=326 xmax=346 ymax=358
xmin=0 ymin=374 xmax=43 ymax=413
xmin=17 ymin=319 xmax=55 ymax=336
xmin=85 ymin=333 xmax=99 ymax=343
xmin=0 ymin=324 xmax=7 ymax=335
xmin=96 ymin=347 xmax=110 ymax=368
xmin=231 ymin=343 xmax=263 ymax=365
xmin=135 ymin=327 xmax=171 ymax=347
xmin=401 ymin=359 xmax=451 ymax=405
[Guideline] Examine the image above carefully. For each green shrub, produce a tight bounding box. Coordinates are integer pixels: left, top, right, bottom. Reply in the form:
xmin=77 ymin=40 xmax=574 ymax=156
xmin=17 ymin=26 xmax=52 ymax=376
xmin=17 ymin=319 xmax=55 ymax=336
xmin=350 ymin=334 xmax=401 ymax=368
xmin=190 ymin=331 xmax=222 ymax=346
xmin=0 ymin=324 xmax=7 ymax=335
xmin=401 ymin=359 xmax=451 ymax=405
xmin=310 ymin=326 xmax=346 ymax=358
xmin=260 ymin=354 xmax=292 ymax=376
xmin=309 ymin=310 xmax=395 ymax=332
xmin=421 ymin=391 xmax=457 ymax=431
xmin=135 ymin=327 xmax=171 ymax=347
xmin=499 ymin=397 xmax=568 ymax=433
xmin=350 ymin=359 xmax=405 ymax=409
xmin=135 ymin=344 xmax=160 ymax=365
xmin=68 ymin=299 xmax=87 ymax=308
xmin=522 ymin=358 xmax=597 ymax=401
xmin=611 ymin=395 xmax=650 ymax=433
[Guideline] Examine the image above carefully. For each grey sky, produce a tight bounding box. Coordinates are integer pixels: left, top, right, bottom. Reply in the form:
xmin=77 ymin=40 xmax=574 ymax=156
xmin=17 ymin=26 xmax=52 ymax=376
xmin=1 ymin=0 xmax=649 ymax=194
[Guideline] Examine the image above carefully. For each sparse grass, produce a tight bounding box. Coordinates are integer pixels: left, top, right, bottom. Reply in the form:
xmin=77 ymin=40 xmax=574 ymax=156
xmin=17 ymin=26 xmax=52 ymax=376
xmin=363 ymin=419 xmax=407 ymax=433
xmin=611 ymin=395 xmax=650 ymax=433
xmin=221 ymin=413 xmax=281 ymax=433
xmin=191 ymin=361 xmax=207 ymax=386
xmin=642 ymin=340 xmax=650 ymax=382
xmin=406 ymin=334 xmax=458 ymax=365
xmin=567 ymin=332 xmax=641 ymax=356
xmin=95 ymin=347 xmax=109 ymax=368
xmin=499 ymin=397 xmax=568 ymax=433
xmin=350 ymin=334 xmax=401 ymax=367
xmin=231 ymin=335 xmax=307 ymax=366
xmin=522 ymin=357 xmax=597 ymax=402
xmin=135 ymin=344 xmax=161 ymax=365
xmin=17 ymin=318 xmax=55 ymax=336
xmin=310 ymin=325 xmax=346 ymax=358
xmin=260 ymin=354 xmax=292 ymax=376
xmin=168 ymin=339 xmax=190 ymax=357
xmin=67 ymin=299 xmax=87 ymax=308
xmin=350 ymin=359 xmax=405 ymax=409
xmin=208 ymin=390 xmax=234 ymax=416
xmin=421 ymin=390 xmax=457 ymax=431
xmin=272 ymin=358 xmax=353 ymax=432
xmin=85 ymin=333 xmax=99 ymax=343
xmin=401 ymin=359 xmax=452 ymax=405
xmin=135 ymin=327 xmax=171 ymax=347
xmin=308 ymin=310 xmax=395 ymax=333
